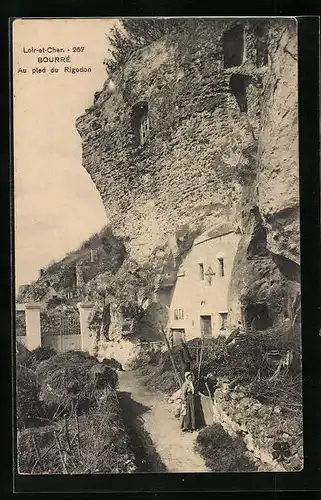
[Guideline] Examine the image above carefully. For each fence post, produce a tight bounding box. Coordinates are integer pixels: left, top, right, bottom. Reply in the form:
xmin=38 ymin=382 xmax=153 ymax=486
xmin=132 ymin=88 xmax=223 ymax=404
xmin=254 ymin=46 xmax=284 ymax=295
xmin=24 ymin=303 xmax=41 ymax=351
xmin=77 ymin=302 xmax=94 ymax=353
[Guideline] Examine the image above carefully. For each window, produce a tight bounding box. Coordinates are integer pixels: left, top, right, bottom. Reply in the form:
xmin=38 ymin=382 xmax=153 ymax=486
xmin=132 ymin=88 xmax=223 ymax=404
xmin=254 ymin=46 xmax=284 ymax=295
xmin=90 ymin=249 xmax=97 ymax=263
xmin=139 ymin=114 xmax=149 ymax=146
xmin=229 ymin=74 xmax=248 ymax=113
xmin=223 ymin=24 xmax=245 ymax=68
xmin=199 ymin=263 xmax=205 ymax=280
xmin=132 ymin=101 xmax=149 ymax=146
xmin=254 ymin=24 xmax=268 ymax=68
xmin=171 ymin=329 xmax=185 ymax=347
xmin=219 ymin=312 xmax=228 ymax=330
xmin=244 ymin=302 xmax=273 ymax=330
xmin=200 ymin=315 xmax=212 ymax=338
xmin=174 ymin=309 xmax=184 ymax=320
xmin=218 ymin=258 xmax=225 ymax=277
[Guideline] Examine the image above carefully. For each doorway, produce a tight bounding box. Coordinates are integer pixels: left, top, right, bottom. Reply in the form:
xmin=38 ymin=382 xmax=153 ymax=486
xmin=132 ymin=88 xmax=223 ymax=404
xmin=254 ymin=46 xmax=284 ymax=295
xmin=171 ymin=328 xmax=185 ymax=347
xmin=200 ymin=315 xmax=213 ymax=338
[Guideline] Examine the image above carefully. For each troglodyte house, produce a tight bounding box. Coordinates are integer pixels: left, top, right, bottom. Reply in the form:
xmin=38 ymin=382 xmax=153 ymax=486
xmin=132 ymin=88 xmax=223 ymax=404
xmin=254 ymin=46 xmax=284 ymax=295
xmin=167 ymin=225 xmax=241 ymax=344
xmin=73 ymin=18 xmax=300 ymax=352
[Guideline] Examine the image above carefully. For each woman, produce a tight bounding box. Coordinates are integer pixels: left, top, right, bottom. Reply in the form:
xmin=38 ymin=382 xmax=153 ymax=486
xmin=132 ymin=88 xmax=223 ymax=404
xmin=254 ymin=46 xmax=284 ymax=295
xmin=180 ymin=371 xmax=196 ymax=432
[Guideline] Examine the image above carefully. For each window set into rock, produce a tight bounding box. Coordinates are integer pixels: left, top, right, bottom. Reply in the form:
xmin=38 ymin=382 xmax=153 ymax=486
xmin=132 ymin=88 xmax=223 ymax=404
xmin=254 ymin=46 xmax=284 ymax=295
xmin=223 ymin=24 xmax=245 ymax=68
xmin=218 ymin=258 xmax=225 ymax=277
xmin=199 ymin=263 xmax=205 ymax=281
xmin=229 ymin=73 xmax=248 ymax=113
xmin=131 ymin=101 xmax=149 ymax=146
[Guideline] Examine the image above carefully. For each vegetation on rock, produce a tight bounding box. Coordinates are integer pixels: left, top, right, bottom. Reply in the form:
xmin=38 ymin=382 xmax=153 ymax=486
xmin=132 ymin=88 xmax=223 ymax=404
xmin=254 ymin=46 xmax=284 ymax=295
xmin=195 ymin=423 xmax=257 ymax=472
xmin=104 ymin=19 xmax=189 ymax=74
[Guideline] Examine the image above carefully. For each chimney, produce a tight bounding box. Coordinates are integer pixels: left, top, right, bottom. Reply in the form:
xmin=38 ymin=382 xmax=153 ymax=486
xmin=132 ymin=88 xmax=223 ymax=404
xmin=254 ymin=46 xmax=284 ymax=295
xmin=90 ymin=249 xmax=97 ymax=263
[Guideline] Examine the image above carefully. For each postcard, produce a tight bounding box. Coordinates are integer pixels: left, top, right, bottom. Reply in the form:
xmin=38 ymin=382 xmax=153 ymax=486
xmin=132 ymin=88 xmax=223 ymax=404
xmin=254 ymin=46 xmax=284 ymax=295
xmin=12 ymin=17 xmax=302 ymax=476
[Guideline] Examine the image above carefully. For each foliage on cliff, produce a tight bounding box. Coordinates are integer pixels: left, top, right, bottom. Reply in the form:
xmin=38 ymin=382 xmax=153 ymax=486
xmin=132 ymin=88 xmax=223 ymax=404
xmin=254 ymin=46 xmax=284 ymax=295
xmin=17 ymin=225 xmax=126 ymax=305
xmin=105 ymin=18 xmax=189 ymax=74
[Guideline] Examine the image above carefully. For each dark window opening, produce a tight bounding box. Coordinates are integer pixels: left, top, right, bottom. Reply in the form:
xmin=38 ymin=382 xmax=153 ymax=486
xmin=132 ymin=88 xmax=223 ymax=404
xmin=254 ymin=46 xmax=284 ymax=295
xmin=229 ymin=74 xmax=248 ymax=113
xmin=171 ymin=329 xmax=185 ymax=347
xmin=218 ymin=258 xmax=224 ymax=277
xmin=131 ymin=101 xmax=149 ymax=146
xmin=254 ymin=24 xmax=268 ymax=67
xmin=219 ymin=312 xmax=228 ymax=330
xmin=247 ymin=223 xmax=269 ymax=259
xmin=271 ymin=253 xmax=301 ymax=283
xmin=256 ymin=39 xmax=268 ymax=67
xmin=244 ymin=303 xmax=273 ymax=330
xmin=223 ymin=24 xmax=245 ymax=68
xmin=199 ymin=263 xmax=205 ymax=280
xmin=174 ymin=309 xmax=184 ymax=320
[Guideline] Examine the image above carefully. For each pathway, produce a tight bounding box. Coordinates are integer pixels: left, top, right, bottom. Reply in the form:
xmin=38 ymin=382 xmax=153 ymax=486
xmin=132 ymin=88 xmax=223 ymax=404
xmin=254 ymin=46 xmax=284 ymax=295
xmin=118 ymin=370 xmax=209 ymax=473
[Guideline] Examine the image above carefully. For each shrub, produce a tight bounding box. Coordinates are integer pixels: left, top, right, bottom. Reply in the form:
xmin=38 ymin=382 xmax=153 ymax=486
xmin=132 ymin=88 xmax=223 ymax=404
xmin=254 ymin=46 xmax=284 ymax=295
xmin=36 ymin=351 xmax=118 ymax=418
xmin=135 ymin=320 xmax=301 ymax=414
xmin=104 ymin=19 xmax=191 ymax=75
xmin=22 ymin=346 xmax=57 ymax=371
xmin=16 ymin=365 xmax=46 ymax=430
xmin=245 ymin=372 xmax=302 ymax=413
xmin=195 ymin=423 xmax=257 ymax=472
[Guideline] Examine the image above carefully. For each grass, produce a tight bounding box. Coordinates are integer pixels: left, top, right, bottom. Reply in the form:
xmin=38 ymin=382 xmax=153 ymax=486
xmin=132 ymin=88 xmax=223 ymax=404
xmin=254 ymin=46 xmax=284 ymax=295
xmin=195 ymin=423 xmax=257 ymax=472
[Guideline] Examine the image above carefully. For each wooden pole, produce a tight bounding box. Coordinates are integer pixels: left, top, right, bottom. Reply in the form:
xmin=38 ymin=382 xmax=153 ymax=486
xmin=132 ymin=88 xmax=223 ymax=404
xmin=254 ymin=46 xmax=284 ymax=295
xmin=75 ymin=413 xmax=81 ymax=458
xmin=159 ymin=323 xmax=183 ymax=388
xmin=197 ymin=335 xmax=204 ymax=389
xmin=64 ymin=414 xmax=72 ymax=453
xmin=31 ymin=435 xmax=44 ymax=473
xmin=31 ymin=434 xmax=60 ymax=474
xmin=54 ymin=430 xmax=68 ymax=474
xmin=205 ymin=381 xmax=212 ymax=399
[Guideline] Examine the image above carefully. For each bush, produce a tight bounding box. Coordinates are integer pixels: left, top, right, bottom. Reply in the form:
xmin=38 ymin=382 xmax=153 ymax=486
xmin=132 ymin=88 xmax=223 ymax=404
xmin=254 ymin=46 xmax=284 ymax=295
xmin=16 ymin=365 xmax=46 ymax=430
xmin=195 ymin=423 xmax=257 ymax=472
xmin=22 ymin=346 xmax=57 ymax=371
xmin=245 ymin=372 xmax=302 ymax=413
xmin=135 ymin=320 xmax=302 ymax=414
xmin=18 ymin=389 xmax=136 ymax=474
xmin=36 ymin=351 xmax=118 ymax=418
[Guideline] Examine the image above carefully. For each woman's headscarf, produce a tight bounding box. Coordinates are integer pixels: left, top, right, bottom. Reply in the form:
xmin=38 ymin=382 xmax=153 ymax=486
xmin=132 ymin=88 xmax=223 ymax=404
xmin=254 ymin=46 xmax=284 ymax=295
xmin=184 ymin=371 xmax=195 ymax=394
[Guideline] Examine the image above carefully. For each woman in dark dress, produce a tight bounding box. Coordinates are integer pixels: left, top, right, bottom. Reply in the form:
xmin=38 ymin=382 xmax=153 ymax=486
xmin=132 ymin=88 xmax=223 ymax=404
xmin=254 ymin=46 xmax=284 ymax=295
xmin=180 ymin=371 xmax=196 ymax=432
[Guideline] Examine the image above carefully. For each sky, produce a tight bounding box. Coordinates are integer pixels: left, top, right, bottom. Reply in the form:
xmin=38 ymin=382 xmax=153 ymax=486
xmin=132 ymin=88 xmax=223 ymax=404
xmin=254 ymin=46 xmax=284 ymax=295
xmin=13 ymin=19 xmax=116 ymax=288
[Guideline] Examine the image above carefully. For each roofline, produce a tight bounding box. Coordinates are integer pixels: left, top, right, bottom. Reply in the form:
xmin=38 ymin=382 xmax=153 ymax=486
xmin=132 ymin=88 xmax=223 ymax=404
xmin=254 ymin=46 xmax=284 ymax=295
xmin=193 ymin=230 xmax=235 ymax=247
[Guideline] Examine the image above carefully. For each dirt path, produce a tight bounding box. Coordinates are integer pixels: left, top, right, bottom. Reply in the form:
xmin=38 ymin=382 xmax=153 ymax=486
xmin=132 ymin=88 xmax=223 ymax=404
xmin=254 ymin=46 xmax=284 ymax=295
xmin=118 ymin=370 xmax=209 ymax=473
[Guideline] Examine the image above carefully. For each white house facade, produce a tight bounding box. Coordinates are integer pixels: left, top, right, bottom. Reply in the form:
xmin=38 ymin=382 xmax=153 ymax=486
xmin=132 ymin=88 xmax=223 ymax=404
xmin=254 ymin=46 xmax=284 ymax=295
xmin=167 ymin=227 xmax=241 ymax=345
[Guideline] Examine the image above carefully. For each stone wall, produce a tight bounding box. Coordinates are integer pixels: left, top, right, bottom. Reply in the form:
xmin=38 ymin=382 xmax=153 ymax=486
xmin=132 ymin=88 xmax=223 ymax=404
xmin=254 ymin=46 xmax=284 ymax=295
xmin=213 ymin=381 xmax=303 ymax=472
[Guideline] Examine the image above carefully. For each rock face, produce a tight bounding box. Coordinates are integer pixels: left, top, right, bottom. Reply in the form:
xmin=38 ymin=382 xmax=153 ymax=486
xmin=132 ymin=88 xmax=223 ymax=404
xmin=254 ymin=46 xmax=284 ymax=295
xmin=76 ymin=18 xmax=299 ymax=345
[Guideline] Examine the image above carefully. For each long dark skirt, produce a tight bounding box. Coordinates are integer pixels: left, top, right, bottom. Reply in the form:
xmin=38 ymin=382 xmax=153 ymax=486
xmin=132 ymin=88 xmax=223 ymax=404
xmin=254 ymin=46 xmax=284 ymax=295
xmin=180 ymin=393 xmax=196 ymax=430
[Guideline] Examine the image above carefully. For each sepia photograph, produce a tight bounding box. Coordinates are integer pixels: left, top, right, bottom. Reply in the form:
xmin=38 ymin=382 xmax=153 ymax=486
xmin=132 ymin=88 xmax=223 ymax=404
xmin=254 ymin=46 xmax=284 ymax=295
xmin=13 ymin=17 xmax=302 ymax=475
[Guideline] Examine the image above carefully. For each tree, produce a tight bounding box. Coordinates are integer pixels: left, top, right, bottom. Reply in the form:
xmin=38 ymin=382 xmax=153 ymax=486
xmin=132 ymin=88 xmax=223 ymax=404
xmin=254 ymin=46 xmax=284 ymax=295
xmin=104 ymin=18 xmax=188 ymax=75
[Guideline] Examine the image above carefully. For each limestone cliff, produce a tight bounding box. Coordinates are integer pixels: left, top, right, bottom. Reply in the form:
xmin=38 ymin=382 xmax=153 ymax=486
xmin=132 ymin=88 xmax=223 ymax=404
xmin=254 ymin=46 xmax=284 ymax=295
xmin=76 ymin=18 xmax=299 ymax=346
